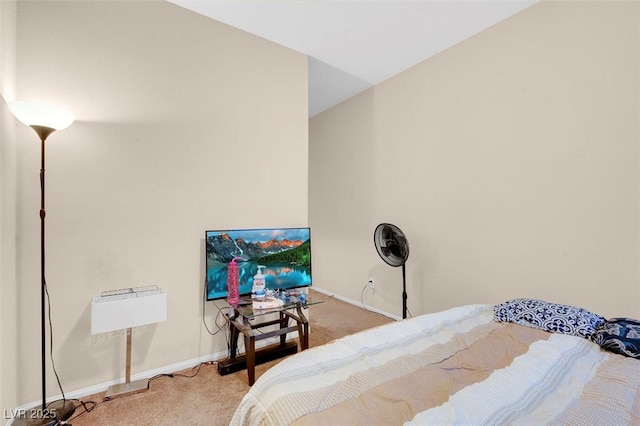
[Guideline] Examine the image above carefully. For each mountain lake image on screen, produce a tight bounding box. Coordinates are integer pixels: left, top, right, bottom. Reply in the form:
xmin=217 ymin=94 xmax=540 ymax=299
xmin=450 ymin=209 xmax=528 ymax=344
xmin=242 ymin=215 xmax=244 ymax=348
xmin=205 ymin=227 xmax=312 ymax=301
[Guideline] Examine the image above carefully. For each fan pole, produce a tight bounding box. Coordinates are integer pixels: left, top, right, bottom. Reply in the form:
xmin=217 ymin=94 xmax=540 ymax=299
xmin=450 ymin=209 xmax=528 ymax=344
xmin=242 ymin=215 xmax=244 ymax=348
xmin=402 ymin=264 xmax=407 ymax=319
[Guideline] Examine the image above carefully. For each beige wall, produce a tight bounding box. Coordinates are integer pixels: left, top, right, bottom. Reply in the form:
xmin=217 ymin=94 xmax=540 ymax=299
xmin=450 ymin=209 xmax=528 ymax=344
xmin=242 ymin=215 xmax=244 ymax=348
xmin=310 ymin=1 xmax=639 ymax=319
xmin=9 ymin=0 xmax=307 ymax=407
xmin=1 ymin=0 xmax=17 ymax=419
xmin=4 ymin=0 xmax=639 ymax=414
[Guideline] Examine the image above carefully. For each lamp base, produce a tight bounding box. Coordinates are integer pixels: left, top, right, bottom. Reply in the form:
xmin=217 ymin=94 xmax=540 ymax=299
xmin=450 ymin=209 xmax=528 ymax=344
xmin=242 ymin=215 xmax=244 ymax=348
xmin=105 ymin=378 xmax=149 ymax=400
xmin=11 ymin=399 xmax=75 ymax=426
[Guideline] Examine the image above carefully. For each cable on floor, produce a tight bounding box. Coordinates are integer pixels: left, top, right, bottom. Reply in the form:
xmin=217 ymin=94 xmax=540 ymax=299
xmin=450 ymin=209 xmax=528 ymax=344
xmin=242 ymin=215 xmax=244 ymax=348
xmin=149 ymin=360 xmax=217 ymax=382
xmin=64 ymin=398 xmax=101 ymax=423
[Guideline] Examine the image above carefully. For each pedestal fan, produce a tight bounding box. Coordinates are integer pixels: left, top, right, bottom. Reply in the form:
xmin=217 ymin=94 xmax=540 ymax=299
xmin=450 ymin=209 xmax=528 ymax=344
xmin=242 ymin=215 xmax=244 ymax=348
xmin=373 ymin=223 xmax=410 ymax=319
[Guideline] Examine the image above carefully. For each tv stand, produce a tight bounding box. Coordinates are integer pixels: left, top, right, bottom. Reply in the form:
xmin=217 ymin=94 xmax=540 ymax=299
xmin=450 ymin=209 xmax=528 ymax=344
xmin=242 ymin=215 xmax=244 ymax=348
xmin=218 ymin=297 xmax=318 ymax=385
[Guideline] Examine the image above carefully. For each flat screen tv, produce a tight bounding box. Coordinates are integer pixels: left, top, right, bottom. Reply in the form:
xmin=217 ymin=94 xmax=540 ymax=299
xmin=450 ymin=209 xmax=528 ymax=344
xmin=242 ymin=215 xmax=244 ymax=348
xmin=205 ymin=227 xmax=312 ymax=301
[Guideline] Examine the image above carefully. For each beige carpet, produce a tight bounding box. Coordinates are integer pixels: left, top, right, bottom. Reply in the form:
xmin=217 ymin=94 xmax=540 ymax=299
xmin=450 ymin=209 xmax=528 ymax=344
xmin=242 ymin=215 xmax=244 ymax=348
xmin=68 ymin=290 xmax=393 ymax=425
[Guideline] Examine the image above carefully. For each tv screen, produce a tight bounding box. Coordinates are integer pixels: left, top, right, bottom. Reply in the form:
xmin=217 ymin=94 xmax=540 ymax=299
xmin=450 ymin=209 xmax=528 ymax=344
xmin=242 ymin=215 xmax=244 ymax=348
xmin=205 ymin=227 xmax=312 ymax=301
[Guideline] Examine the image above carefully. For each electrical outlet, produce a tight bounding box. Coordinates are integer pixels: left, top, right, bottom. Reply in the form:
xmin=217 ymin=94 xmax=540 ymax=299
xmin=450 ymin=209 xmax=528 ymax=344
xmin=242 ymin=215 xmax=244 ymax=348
xmin=368 ymin=278 xmax=374 ymax=289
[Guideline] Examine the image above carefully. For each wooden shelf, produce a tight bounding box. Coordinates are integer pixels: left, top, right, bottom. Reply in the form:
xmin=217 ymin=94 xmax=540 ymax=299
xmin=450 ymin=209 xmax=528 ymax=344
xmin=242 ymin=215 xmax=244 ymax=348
xmin=217 ymin=341 xmax=298 ymax=376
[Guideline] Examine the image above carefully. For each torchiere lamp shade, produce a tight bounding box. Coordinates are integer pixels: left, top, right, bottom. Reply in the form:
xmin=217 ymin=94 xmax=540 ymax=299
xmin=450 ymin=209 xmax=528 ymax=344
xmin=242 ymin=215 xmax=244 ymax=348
xmin=9 ymin=101 xmax=75 ymax=131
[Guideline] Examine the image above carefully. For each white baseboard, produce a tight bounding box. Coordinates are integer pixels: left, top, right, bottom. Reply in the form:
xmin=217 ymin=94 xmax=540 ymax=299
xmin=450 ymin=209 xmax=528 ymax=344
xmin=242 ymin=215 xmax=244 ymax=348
xmin=311 ymin=286 xmax=401 ymax=321
xmin=8 ymin=336 xmax=283 ymax=424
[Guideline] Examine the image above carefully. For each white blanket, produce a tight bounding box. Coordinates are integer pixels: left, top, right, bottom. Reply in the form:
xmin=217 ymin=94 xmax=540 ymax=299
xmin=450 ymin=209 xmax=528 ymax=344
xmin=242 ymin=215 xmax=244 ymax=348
xmin=231 ymin=304 xmax=640 ymax=425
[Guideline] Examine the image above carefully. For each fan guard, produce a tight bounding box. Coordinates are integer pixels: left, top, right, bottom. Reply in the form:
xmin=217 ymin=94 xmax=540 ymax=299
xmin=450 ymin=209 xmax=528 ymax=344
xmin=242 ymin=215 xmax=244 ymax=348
xmin=374 ymin=223 xmax=409 ymax=267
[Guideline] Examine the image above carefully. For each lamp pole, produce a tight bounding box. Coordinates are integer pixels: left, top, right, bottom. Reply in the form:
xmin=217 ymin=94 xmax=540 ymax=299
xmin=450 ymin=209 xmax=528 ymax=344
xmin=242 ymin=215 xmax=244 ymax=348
xmin=34 ymin=125 xmax=56 ymax=412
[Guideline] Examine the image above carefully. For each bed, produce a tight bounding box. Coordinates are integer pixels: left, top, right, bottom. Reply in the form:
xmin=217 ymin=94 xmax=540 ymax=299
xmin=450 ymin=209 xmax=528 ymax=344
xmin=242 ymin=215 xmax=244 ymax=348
xmin=230 ymin=301 xmax=640 ymax=425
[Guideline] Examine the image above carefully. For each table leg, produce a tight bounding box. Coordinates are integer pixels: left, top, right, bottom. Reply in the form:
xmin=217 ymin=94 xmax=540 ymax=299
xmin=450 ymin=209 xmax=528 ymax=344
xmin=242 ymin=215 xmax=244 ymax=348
xmin=279 ymin=312 xmax=289 ymax=346
xmin=302 ymin=321 xmax=309 ymax=350
xmin=297 ymin=306 xmax=309 ymax=350
xmin=245 ymin=332 xmax=256 ymax=385
xmin=229 ymin=321 xmax=239 ymax=358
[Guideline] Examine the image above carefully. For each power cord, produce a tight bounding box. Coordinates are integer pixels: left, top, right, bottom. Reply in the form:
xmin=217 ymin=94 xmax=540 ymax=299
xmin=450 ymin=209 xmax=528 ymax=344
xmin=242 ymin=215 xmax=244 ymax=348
xmin=201 ymin=278 xmax=240 ymax=361
xmin=64 ymin=398 xmax=100 ymax=423
xmin=360 ymin=282 xmax=370 ymax=311
xmin=360 ymin=283 xmax=409 ymax=319
xmin=44 ymin=279 xmax=74 ymax=411
xmin=202 ymin=278 xmax=231 ymax=336
xmin=66 ymin=360 xmax=218 ymax=423
xmin=149 ymin=360 xmax=217 ymax=382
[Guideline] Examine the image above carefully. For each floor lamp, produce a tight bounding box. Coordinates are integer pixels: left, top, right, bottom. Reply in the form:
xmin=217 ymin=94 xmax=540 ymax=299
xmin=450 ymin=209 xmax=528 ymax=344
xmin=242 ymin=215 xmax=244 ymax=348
xmin=9 ymin=101 xmax=76 ymax=426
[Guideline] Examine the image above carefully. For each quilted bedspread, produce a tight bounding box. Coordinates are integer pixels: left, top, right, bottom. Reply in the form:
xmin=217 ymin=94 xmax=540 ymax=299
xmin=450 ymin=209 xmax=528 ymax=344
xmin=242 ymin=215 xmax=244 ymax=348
xmin=230 ymin=304 xmax=640 ymax=425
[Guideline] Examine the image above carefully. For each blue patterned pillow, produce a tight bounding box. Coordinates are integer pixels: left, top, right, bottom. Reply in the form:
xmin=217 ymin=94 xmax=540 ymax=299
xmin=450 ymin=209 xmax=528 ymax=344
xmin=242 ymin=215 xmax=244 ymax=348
xmin=593 ymin=318 xmax=640 ymax=359
xmin=494 ymin=298 xmax=605 ymax=340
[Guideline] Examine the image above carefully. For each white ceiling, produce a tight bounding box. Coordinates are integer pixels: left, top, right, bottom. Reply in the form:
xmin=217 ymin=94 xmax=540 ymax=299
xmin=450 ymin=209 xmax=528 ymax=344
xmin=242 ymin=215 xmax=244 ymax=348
xmin=168 ymin=0 xmax=538 ymax=117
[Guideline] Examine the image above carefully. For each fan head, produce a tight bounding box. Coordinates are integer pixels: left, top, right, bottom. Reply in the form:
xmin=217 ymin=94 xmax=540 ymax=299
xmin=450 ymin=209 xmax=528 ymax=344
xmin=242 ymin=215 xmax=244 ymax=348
xmin=374 ymin=223 xmax=409 ymax=267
